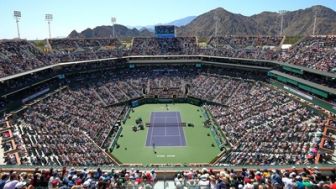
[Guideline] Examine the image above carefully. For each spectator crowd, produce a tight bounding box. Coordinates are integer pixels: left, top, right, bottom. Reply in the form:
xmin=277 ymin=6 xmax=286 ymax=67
xmin=0 ymin=166 xmax=336 ymax=189
xmin=206 ymin=85 xmax=328 ymax=165
xmin=0 ymin=35 xmax=335 ymax=78
xmin=0 ymin=167 xmax=157 ymax=189
xmin=277 ymin=36 xmax=336 ymax=72
xmin=8 ymin=86 xmax=124 ymax=166
xmin=131 ymin=37 xmax=198 ymax=55
xmin=1 ymin=66 xmax=331 ymax=167
xmin=173 ymin=167 xmax=336 ymax=189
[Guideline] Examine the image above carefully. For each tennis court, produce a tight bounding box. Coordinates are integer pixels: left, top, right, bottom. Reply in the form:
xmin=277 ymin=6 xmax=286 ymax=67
xmin=112 ymin=103 xmax=221 ymax=164
xmin=145 ymin=112 xmax=186 ymax=147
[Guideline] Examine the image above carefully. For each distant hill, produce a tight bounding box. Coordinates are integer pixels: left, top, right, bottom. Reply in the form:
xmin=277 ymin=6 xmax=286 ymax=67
xmin=177 ymin=5 xmax=336 ymax=36
xmin=129 ymin=16 xmax=196 ymax=31
xmin=68 ymin=24 xmax=153 ymax=39
xmin=68 ymin=16 xmax=196 ymax=39
xmin=167 ymin=16 xmax=197 ymax=27
xmin=68 ymin=5 xmax=336 ymax=38
xmin=177 ymin=8 xmax=259 ymax=37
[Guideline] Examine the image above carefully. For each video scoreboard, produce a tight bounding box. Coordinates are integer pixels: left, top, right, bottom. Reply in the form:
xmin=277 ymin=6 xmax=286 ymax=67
xmin=155 ymin=25 xmax=176 ymax=38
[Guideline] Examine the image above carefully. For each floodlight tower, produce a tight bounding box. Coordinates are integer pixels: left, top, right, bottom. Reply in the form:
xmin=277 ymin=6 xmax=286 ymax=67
xmin=111 ymin=17 xmax=117 ymax=38
xmin=13 ymin=11 xmax=21 ymax=39
xmin=312 ymin=13 xmax=317 ymax=36
xmin=214 ymin=14 xmax=220 ymax=37
xmin=278 ymin=10 xmax=287 ymax=36
xmin=214 ymin=14 xmax=220 ymax=50
xmin=45 ymin=14 xmax=53 ymax=39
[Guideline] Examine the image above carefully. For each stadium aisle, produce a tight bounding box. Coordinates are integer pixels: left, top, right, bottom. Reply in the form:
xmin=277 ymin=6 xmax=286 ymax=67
xmin=332 ymin=133 xmax=336 ymax=163
xmin=154 ymin=180 xmax=175 ymax=189
xmin=0 ymin=137 xmax=4 ymax=164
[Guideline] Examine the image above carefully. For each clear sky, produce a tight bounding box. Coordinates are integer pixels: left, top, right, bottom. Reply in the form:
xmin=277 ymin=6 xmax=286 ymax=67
xmin=1 ymin=0 xmax=335 ymax=40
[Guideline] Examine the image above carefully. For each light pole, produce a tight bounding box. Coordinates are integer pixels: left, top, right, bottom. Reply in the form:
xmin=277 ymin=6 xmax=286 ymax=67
xmin=45 ymin=14 xmax=53 ymax=39
xmin=312 ymin=13 xmax=317 ymax=36
xmin=279 ymin=10 xmax=287 ymax=36
xmin=214 ymin=14 xmax=220 ymax=50
xmin=111 ymin=17 xmax=116 ymax=38
xmin=214 ymin=15 xmax=220 ymax=37
xmin=13 ymin=11 xmax=21 ymax=39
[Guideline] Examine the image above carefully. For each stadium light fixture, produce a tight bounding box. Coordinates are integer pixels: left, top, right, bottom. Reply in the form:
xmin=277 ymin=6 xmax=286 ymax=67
xmin=13 ymin=11 xmax=21 ymax=39
xmin=45 ymin=14 xmax=53 ymax=39
xmin=111 ymin=17 xmax=117 ymax=38
xmin=278 ymin=10 xmax=287 ymax=36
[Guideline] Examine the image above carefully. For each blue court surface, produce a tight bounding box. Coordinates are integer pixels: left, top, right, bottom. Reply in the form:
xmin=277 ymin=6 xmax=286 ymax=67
xmin=145 ymin=112 xmax=186 ymax=147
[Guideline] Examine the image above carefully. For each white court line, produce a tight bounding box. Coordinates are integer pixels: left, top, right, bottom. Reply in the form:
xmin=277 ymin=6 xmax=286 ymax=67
xmin=149 ymin=112 xmax=187 ymax=147
xmin=152 ymin=112 xmax=179 ymax=116
xmin=177 ymin=112 xmax=187 ymax=146
xmin=164 ymin=117 xmax=167 ymax=136
xmin=152 ymin=135 xmax=182 ymax=137
xmin=152 ymin=116 xmax=178 ymax=118
xmin=175 ymin=112 xmax=182 ymax=145
xmin=149 ymin=112 xmax=154 ymax=145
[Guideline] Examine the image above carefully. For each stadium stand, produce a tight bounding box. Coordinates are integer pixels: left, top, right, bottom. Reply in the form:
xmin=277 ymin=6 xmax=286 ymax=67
xmin=1 ymin=66 xmax=333 ymax=167
xmin=5 ymin=84 xmax=125 ymax=166
xmin=279 ymin=36 xmax=336 ymax=72
xmin=0 ymin=35 xmax=335 ymax=189
xmin=0 ymin=38 xmax=125 ymax=78
xmin=207 ymin=36 xmax=283 ymax=49
xmin=0 ymin=36 xmax=335 ymax=79
xmin=0 ymin=40 xmax=51 ymax=78
xmin=0 ymin=166 xmax=335 ymax=188
xmin=131 ymin=37 xmax=198 ymax=55
xmin=48 ymin=38 xmax=124 ymax=63
xmin=200 ymin=36 xmax=283 ymax=61
xmin=206 ymin=86 xmax=327 ymax=165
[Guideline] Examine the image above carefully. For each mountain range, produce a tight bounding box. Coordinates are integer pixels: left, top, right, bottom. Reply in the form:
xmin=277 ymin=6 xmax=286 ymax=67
xmin=167 ymin=16 xmax=197 ymax=27
xmin=129 ymin=16 xmax=197 ymax=31
xmin=68 ymin=5 xmax=336 ymax=38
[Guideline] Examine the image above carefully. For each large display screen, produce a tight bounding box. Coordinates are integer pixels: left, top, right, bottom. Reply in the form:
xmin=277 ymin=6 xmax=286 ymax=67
xmin=155 ymin=25 xmax=175 ymax=38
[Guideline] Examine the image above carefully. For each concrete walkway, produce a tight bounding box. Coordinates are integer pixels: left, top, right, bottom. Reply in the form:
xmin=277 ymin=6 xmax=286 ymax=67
xmin=0 ymin=136 xmax=5 ymax=165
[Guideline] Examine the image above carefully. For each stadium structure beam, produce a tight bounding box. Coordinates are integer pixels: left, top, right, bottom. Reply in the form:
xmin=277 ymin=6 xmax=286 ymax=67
xmin=13 ymin=11 xmax=21 ymax=39
xmin=45 ymin=14 xmax=53 ymax=39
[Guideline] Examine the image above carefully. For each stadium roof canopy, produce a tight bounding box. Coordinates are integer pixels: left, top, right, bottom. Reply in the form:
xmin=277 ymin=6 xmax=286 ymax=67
xmin=276 ymin=62 xmax=336 ymax=79
xmin=270 ymin=70 xmax=336 ymax=95
xmin=202 ymin=60 xmax=272 ymax=70
xmin=1 ymin=55 xmax=335 ymax=84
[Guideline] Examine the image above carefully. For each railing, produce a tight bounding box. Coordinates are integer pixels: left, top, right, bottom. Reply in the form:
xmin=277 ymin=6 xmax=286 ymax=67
xmin=109 ymin=126 xmax=123 ymax=152
xmin=1 ymin=163 xmax=335 ymax=172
